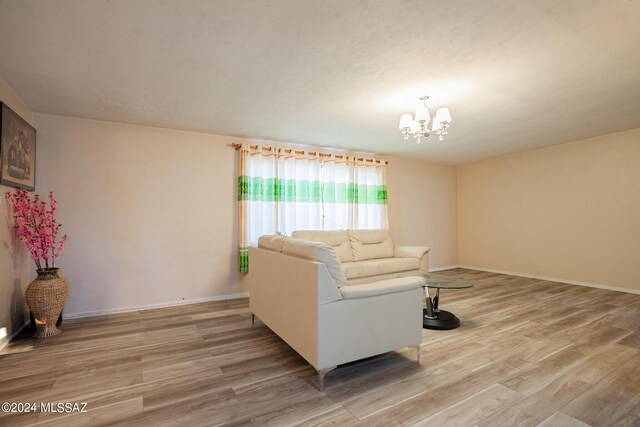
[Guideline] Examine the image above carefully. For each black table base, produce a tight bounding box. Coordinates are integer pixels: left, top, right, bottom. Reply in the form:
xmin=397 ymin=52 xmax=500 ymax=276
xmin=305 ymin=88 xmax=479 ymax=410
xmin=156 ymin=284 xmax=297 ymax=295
xmin=422 ymin=309 xmax=460 ymax=330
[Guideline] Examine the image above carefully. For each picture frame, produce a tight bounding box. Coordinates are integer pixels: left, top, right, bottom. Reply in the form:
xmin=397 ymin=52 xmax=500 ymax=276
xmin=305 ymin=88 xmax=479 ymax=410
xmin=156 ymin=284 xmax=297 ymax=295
xmin=0 ymin=102 xmax=36 ymax=191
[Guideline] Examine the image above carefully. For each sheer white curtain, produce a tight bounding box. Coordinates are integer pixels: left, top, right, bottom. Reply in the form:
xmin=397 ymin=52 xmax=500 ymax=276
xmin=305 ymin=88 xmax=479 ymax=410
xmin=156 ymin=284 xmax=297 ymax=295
xmin=238 ymin=143 xmax=388 ymax=271
xmin=321 ymin=158 xmax=388 ymax=230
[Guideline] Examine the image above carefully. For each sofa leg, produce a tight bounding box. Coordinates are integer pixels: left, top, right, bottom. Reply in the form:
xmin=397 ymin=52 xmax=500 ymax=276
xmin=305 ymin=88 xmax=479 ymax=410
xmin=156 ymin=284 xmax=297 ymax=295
xmin=251 ymin=313 xmax=255 ymax=326
xmin=409 ymin=344 xmax=421 ymax=364
xmin=317 ymin=366 xmax=336 ymax=392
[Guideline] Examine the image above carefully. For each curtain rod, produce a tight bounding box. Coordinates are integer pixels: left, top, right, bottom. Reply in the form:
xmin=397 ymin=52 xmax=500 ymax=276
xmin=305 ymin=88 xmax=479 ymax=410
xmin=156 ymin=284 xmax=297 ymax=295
xmin=230 ymin=143 xmax=389 ymax=165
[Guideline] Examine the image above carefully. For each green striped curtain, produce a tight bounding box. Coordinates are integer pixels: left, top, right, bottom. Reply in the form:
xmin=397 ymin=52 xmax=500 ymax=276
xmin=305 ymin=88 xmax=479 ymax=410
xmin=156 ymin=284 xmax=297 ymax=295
xmin=238 ymin=177 xmax=387 ymax=204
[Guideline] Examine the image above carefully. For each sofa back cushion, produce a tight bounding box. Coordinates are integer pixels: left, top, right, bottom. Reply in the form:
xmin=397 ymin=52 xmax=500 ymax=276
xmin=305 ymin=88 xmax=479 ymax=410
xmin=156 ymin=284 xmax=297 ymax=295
xmin=257 ymin=235 xmax=286 ymax=252
xmin=282 ymin=238 xmax=347 ymax=288
xmin=348 ymin=229 xmax=394 ymax=261
xmin=291 ymin=230 xmax=353 ymax=263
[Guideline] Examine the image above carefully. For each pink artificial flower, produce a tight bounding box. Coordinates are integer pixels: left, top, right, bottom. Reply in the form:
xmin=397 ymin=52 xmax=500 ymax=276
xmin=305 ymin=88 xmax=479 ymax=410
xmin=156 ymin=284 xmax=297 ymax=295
xmin=5 ymin=189 xmax=68 ymax=270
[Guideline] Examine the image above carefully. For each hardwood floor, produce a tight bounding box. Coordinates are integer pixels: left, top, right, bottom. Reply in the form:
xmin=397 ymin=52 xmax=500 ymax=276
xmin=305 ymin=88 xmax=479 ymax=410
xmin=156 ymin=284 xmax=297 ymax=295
xmin=1 ymin=268 xmax=639 ymax=426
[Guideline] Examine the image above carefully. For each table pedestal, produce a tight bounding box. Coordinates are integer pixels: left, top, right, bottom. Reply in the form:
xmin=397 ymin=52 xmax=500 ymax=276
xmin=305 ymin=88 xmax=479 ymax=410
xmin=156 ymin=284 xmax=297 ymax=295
xmin=423 ymin=288 xmax=461 ymax=330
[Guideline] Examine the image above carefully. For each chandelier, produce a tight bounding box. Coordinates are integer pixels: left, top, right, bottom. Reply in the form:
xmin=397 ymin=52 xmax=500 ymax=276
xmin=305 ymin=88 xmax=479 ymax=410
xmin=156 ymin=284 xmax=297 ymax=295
xmin=398 ymin=96 xmax=452 ymax=143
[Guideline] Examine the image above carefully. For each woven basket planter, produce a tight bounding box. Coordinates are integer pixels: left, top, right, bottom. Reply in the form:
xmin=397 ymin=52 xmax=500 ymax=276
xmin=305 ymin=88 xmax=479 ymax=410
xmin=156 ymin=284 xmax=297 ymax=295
xmin=25 ymin=268 xmax=69 ymax=339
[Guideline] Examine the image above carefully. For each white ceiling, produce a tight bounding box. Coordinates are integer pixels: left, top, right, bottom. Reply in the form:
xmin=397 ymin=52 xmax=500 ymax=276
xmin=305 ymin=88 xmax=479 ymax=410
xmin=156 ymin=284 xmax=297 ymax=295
xmin=1 ymin=0 xmax=639 ymax=164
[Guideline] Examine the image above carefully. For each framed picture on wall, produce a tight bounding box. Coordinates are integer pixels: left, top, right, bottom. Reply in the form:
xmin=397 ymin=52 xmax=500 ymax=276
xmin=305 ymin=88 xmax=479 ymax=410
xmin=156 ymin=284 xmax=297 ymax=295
xmin=0 ymin=102 xmax=36 ymax=191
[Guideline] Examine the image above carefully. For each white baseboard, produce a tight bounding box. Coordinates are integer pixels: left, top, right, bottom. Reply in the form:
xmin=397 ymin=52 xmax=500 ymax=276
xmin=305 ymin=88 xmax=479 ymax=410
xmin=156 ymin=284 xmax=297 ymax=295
xmin=458 ymin=265 xmax=640 ymax=295
xmin=429 ymin=265 xmax=461 ymax=272
xmin=0 ymin=321 xmax=30 ymax=352
xmin=64 ymin=292 xmax=250 ymax=319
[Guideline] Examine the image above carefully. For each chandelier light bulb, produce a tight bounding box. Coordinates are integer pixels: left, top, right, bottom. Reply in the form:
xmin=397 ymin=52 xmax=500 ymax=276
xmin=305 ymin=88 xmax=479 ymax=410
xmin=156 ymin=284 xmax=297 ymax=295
xmin=398 ymin=114 xmax=413 ymax=130
xmin=436 ymin=107 xmax=452 ymax=124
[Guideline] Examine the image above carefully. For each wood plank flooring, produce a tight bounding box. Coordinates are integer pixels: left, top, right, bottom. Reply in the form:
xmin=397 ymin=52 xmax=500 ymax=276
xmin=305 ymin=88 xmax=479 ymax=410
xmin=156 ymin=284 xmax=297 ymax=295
xmin=1 ymin=269 xmax=639 ymax=426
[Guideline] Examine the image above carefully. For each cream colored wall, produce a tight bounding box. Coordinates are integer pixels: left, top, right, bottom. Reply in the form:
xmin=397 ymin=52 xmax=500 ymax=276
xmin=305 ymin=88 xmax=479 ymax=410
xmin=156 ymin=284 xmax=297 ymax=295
xmin=386 ymin=156 xmax=458 ymax=269
xmin=34 ymin=114 xmax=245 ymax=316
xmin=0 ymin=77 xmax=32 ymax=348
xmin=458 ymin=128 xmax=640 ymax=292
xmin=32 ymin=113 xmax=460 ymax=316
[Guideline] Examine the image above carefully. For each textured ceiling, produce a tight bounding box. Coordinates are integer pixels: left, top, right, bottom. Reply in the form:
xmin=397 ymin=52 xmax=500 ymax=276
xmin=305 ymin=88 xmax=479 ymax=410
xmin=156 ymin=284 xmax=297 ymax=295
xmin=0 ymin=0 xmax=639 ymax=164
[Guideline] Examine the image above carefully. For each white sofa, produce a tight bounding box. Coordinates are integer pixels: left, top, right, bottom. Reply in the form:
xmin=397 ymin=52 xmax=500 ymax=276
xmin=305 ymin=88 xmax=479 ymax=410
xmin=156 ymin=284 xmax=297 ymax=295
xmin=248 ymin=230 xmax=428 ymax=390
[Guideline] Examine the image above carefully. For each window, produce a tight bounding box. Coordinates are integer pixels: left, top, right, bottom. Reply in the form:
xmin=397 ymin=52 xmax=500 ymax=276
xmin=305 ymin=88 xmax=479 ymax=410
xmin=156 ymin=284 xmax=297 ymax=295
xmin=237 ymin=143 xmax=388 ymax=271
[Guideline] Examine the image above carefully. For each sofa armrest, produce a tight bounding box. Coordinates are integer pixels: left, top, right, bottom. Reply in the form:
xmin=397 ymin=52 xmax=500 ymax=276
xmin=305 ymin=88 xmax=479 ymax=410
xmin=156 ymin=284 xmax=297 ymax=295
xmin=340 ymin=276 xmax=425 ymax=299
xmin=394 ymin=246 xmax=430 ymax=259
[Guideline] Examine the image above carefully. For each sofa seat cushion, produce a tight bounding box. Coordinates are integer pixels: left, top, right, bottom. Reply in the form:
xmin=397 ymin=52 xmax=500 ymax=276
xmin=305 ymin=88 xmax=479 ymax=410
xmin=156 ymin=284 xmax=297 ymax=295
xmin=341 ymin=257 xmax=420 ymax=280
xmin=292 ymin=230 xmax=353 ymax=263
xmin=340 ymin=277 xmax=424 ymax=299
xmin=281 ymin=237 xmax=348 ymax=287
xmin=348 ymin=229 xmax=394 ymax=261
